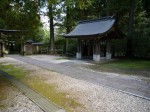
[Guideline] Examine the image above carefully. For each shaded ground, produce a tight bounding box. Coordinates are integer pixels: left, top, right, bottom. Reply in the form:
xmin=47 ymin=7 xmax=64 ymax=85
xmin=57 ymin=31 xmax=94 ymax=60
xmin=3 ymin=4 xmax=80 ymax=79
xmin=0 ymin=75 xmax=43 ymax=112
xmin=0 ymin=56 xmax=150 ymax=112
xmin=88 ymin=59 xmax=150 ymax=78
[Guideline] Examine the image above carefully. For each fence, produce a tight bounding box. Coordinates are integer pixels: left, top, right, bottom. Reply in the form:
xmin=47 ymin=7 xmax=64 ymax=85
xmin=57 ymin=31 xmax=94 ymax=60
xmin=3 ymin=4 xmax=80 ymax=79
xmin=40 ymin=45 xmax=64 ymax=55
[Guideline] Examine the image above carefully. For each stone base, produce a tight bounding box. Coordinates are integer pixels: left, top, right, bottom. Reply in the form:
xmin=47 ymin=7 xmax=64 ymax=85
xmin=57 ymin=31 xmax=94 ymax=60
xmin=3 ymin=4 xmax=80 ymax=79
xmin=76 ymin=52 xmax=81 ymax=59
xmin=106 ymin=52 xmax=112 ymax=59
xmin=93 ymin=54 xmax=100 ymax=61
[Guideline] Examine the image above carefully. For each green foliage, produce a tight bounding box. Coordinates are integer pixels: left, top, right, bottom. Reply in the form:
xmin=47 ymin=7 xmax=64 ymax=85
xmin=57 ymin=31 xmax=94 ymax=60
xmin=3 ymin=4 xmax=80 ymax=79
xmin=112 ymin=39 xmax=127 ymax=57
xmin=0 ymin=0 xmax=43 ymax=42
xmin=55 ymin=38 xmax=66 ymax=45
xmin=42 ymin=28 xmax=50 ymax=45
xmin=1 ymin=0 xmax=150 ymax=58
xmin=132 ymin=35 xmax=150 ymax=58
xmin=66 ymin=39 xmax=77 ymax=55
xmin=54 ymin=38 xmax=77 ymax=55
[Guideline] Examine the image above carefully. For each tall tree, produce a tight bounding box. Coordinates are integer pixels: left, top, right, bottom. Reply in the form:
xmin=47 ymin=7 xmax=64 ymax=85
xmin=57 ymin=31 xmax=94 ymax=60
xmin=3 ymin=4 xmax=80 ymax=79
xmin=48 ymin=3 xmax=55 ymax=52
xmin=126 ymin=0 xmax=135 ymax=57
xmin=0 ymin=0 xmax=42 ymax=41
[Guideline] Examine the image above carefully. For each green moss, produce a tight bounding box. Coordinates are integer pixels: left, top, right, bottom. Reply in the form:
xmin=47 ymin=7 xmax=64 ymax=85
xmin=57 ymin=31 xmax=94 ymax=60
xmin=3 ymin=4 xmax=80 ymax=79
xmin=0 ymin=64 xmax=27 ymax=80
xmin=24 ymin=76 xmax=80 ymax=112
xmin=55 ymin=57 xmax=71 ymax=60
xmin=0 ymin=104 xmax=5 ymax=108
xmin=89 ymin=59 xmax=150 ymax=77
xmin=0 ymin=63 xmax=81 ymax=112
xmin=102 ymin=60 xmax=150 ymax=69
xmin=0 ymin=76 xmax=10 ymax=109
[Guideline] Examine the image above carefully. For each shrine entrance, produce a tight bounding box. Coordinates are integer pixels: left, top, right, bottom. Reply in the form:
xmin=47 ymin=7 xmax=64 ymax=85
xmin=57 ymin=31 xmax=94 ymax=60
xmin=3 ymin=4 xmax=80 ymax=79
xmin=81 ymin=40 xmax=93 ymax=59
xmin=65 ymin=16 xmax=125 ymax=61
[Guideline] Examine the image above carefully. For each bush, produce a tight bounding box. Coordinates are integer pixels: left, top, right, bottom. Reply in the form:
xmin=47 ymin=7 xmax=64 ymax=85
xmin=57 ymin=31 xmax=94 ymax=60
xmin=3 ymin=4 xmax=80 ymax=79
xmin=132 ymin=35 xmax=150 ymax=58
xmin=66 ymin=39 xmax=77 ymax=56
xmin=112 ymin=35 xmax=150 ymax=58
xmin=3 ymin=50 xmax=8 ymax=54
xmin=54 ymin=38 xmax=77 ymax=56
xmin=55 ymin=38 xmax=66 ymax=45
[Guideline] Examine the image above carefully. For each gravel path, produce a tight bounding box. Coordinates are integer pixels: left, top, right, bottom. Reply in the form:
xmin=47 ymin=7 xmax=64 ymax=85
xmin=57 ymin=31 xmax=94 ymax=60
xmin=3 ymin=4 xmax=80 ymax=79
xmin=0 ymin=75 xmax=43 ymax=112
xmin=0 ymin=57 xmax=150 ymax=112
xmin=8 ymin=55 xmax=150 ymax=100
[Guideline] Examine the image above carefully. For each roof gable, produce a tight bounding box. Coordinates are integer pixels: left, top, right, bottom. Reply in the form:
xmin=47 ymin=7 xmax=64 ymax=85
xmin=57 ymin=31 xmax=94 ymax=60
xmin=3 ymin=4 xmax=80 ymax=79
xmin=64 ymin=16 xmax=124 ymax=39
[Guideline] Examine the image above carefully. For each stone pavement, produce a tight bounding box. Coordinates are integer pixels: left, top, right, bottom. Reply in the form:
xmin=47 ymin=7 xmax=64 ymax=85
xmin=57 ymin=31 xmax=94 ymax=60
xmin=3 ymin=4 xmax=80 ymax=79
xmin=8 ymin=55 xmax=150 ymax=100
xmin=0 ymin=70 xmax=65 ymax=112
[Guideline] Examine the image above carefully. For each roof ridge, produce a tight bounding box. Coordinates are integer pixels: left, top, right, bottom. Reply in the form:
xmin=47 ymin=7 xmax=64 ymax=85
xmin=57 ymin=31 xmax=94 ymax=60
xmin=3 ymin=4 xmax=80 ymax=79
xmin=78 ymin=16 xmax=114 ymax=24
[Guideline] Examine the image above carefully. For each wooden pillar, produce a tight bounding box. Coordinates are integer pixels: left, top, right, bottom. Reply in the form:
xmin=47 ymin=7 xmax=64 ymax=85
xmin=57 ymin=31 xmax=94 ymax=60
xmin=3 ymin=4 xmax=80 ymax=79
xmin=76 ymin=39 xmax=81 ymax=59
xmin=0 ymin=40 xmax=2 ymax=57
xmin=22 ymin=42 xmax=26 ymax=55
xmin=0 ymin=32 xmax=4 ymax=57
xmin=93 ymin=38 xmax=100 ymax=61
xmin=21 ymin=36 xmax=26 ymax=55
xmin=0 ymin=42 xmax=2 ymax=57
xmin=106 ymin=39 xmax=111 ymax=59
xmin=1 ymin=42 xmax=4 ymax=57
xmin=66 ymin=38 xmax=68 ymax=53
xmin=0 ymin=43 xmax=1 ymax=57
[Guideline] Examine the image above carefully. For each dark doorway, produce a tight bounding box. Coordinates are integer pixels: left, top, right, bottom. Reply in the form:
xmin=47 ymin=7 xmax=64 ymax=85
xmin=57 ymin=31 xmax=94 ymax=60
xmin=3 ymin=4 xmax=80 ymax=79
xmin=82 ymin=40 xmax=93 ymax=59
xmin=100 ymin=40 xmax=106 ymax=57
xmin=0 ymin=42 xmax=2 ymax=57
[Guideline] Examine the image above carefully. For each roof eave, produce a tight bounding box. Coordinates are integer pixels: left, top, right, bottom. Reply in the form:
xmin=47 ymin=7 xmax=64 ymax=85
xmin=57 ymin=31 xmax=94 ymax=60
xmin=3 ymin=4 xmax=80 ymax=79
xmin=64 ymin=34 xmax=100 ymax=38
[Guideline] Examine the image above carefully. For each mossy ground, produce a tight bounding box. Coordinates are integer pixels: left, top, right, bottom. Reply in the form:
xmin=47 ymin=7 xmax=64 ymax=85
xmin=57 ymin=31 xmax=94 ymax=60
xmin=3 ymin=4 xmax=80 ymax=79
xmin=0 ymin=63 xmax=81 ymax=112
xmin=0 ymin=75 xmax=11 ymax=109
xmin=89 ymin=59 xmax=150 ymax=77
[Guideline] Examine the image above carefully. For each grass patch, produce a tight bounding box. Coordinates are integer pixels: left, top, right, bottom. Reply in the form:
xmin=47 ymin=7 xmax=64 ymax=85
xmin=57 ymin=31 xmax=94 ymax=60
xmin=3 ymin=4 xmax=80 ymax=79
xmin=0 ymin=64 xmax=27 ymax=80
xmin=89 ymin=59 xmax=150 ymax=77
xmin=101 ymin=59 xmax=150 ymax=69
xmin=0 ymin=76 xmax=9 ymax=100
xmin=55 ymin=57 xmax=71 ymax=60
xmin=25 ymin=76 xmax=80 ymax=111
xmin=0 ymin=63 xmax=81 ymax=112
xmin=0 ymin=104 xmax=5 ymax=108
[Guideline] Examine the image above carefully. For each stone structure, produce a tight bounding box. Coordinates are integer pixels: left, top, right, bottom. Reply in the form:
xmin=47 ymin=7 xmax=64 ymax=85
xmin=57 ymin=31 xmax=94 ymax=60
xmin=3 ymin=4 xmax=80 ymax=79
xmin=24 ymin=39 xmax=43 ymax=55
xmin=64 ymin=16 xmax=124 ymax=61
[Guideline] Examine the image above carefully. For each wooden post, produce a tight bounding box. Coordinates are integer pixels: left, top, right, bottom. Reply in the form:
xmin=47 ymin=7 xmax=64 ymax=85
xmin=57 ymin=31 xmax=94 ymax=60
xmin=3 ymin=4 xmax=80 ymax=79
xmin=0 ymin=42 xmax=1 ymax=57
xmin=76 ymin=39 xmax=81 ymax=59
xmin=1 ymin=42 xmax=4 ymax=57
xmin=65 ymin=38 xmax=68 ymax=54
xmin=0 ymin=33 xmax=4 ymax=57
xmin=0 ymin=34 xmax=1 ymax=57
xmin=21 ymin=36 xmax=25 ymax=55
xmin=106 ymin=39 xmax=111 ymax=59
xmin=93 ymin=38 xmax=100 ymax=61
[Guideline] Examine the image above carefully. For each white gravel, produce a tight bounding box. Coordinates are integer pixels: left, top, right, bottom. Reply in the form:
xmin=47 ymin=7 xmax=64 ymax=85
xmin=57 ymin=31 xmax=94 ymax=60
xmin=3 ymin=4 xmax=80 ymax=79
xmin=0 ymin=80 xmax=43 ymax=112
xmin=0 ymin=57 xmax=150 ymax=112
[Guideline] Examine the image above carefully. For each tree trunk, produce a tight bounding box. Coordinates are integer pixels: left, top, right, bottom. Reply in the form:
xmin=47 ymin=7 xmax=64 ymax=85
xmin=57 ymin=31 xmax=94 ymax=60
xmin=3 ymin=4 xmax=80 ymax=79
xmin=65 ymin=6 xmax=72 ymax=53
xmin=106 ymin=0 xmax=110 ymax=16
xmin=49 ymin=4 xmax=54 ymax=52
xmin=126 ymin=0 xmax=135 ymax=57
